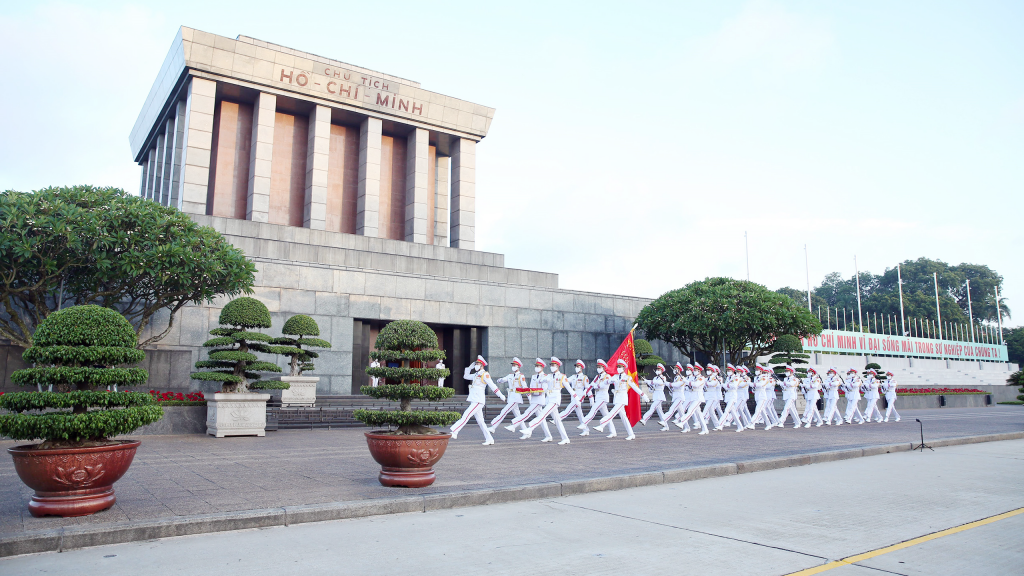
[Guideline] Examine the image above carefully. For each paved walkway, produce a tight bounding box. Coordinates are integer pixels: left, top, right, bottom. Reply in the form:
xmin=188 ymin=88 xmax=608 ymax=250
xmin=1 ymin=406 xmax=1021 ymax=539
xmin=3 ymin=437 xmax=1022 ymax=575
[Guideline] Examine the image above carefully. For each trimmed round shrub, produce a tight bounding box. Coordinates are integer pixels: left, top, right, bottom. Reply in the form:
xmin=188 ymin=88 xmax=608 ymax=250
xmin=356 ymin=320 xmax=454 ymax=434
xmin=191 ymin=297 xmax=282 ymax=392
xmin=270 ymin=315 xmax=331 ymax=376
xmin=0 ymin=305 xmax=162 ymax=446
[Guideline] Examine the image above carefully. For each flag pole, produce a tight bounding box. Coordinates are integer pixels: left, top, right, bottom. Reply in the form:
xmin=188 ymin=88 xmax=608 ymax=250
xmin=934 ymin=272 xmax=943 ymax=341
xmin=855 ymin=256 xmax=863 ymax=332
xmin=804 ymin=244 xmax=812 ymax=313
xmin=966 ymin=279 xmax=975 ymax=342
xmin=897 ymin=264 xmax=906 ymax=336
xmin=994 ymin=286 xmax=1004 ymax=344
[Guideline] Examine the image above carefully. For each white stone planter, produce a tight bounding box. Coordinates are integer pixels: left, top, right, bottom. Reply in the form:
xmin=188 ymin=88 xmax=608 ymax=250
xmin=272 ymin=376 xmax=319 ymax=407
xmin=206 ymin=393 xmax=271 ymax=437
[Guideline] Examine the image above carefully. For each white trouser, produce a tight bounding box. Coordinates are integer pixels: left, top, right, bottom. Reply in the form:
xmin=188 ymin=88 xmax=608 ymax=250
xmin=738 ymin=396 xmax=753 ymax=426
xmin=525 ymin=402 xmax=568 ymax=441
xmin=512 ymin=402 xmax=544 ymax=428
xmin=802 ymin=398 xmax=823 ymax=425
xmin=450 ymin=402 xmax=493 ymax=442
xmin=778 ymin=398 xmax=801 ymax=427
xmin=662 ymin=397 xmax=686 ymax=424
xmin=863 ymin=398 xmax=883 ymax=422
xmin=717 ymin=398 xmax=745 ymax=431
xmin=884 ymin=395 xmax=900 ymax=421
xmin=641 ymin=400 xmax=667 ymax=424
xmin=490 ymin=400 xmax=522 ymax=428
xmin=582 ymin=400 xmax=611 ymax=428
xmin=679 ymin=400 xmax=708 ymax=433
xmin=823 ymin=398 xmax=842 ymax=424
xmin=559 ymin=393 xmax=588 ymax=423
xmin=702 ymin=399 xmax=722 ymax=428
xmin=751 ymin=397 xmax=773 ymax=427
xmin=598 ymin=402 xmax=634 ymax=437
xmin=844 ymin=397 xmax=864 ymax=423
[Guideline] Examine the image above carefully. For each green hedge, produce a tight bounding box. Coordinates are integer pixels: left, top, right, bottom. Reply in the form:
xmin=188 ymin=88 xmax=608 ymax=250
xmin=11 ymin=367 xmax=149 ymax=389
xmin=360 ymin=384 xmax=456 ymax=401
xmin=282 ymin=314 xmax=320 ymax=336
xmin=0 ymin=391 xmax=156 ymax=412
xmin=0 ymin=405 xmax=164 ymax=442
xmin=373 ymin=319 xmax=440 ymax=351
xmin=250 ymin=381 xmax=291 ymax=390
xmin=219 ymin=297 xmax=271 ymax=329
xmin=353 ymin=409 xmax=461 ymax=428
xmin=365 ymin=367 xmax=449 ymax=383
xmin=32 ymin=305 xmax=137 ymax=348
xmin=23 ymin=346 xmax=145 ymax=366
xmin=368 ymin=349 xmax=447 ymax=363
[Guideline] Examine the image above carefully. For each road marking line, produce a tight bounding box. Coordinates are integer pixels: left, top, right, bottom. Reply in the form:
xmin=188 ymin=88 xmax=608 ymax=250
xmin=784 ymin=506 xmax=1024 ymax=575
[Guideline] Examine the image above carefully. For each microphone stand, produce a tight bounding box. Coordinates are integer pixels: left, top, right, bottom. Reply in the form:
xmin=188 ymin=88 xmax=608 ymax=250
xmin=913 ymin=418 xmax=933 ymax=452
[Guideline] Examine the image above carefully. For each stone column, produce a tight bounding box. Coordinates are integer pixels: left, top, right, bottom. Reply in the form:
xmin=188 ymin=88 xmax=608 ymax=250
xmin=168 ymin=100 xmax=187 ymax=210
xmin=404 ymin=128 xmax=429 ymax=243
xmin=145 ymin=148 xmax=158 ymax=200
xmin=434 ymin=155 xmax=449 ymax=247
xmin=153 ymin=133 xmax=166 ymax=205
xmin=357 ymin=117 xmax=382 ymax=237
xmin=450 ymin=138 xmax=476 ymax=250
xmin=247 ymin=92 xmax=276 ymax=223
xmin=303 ymin=105 xmax=330 ymax=230
xmin=139 ymin=160 xmax=149 ymax=198
xmin=176 ymin=77 xmax=217 ymax=215
xmin=159 ymin=117 xmax=175 ymax=206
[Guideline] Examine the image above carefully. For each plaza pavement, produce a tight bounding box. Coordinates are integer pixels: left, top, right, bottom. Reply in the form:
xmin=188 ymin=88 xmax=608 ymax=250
xmin=2 ymin=435 xmax=1021 ymax=575
xmin=0 ymin=406 xmax=1021 ymax=556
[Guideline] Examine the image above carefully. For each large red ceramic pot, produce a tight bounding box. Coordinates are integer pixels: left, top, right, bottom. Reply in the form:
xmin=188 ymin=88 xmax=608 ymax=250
xmin=364 ymin=432 xmax=451 ymax=488
xmin=8 ymin=440 xmax=141 ymax=517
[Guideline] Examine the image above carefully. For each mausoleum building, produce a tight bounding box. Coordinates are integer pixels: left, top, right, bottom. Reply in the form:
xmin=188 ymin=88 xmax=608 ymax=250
xmin=120 ymin=26 xmax=683 ymax=395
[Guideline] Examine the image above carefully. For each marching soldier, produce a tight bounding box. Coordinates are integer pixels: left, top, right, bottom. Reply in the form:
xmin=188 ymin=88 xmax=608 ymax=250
xmin=450 ymin=355 xmax=505 ymax=445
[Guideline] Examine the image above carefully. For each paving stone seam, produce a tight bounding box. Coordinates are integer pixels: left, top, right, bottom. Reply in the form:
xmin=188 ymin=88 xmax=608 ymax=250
xmin=2 ymin=431 xmax=1022 ymax=558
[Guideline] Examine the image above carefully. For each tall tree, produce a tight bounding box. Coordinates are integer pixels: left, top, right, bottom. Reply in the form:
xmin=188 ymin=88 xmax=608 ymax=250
xmin=636 ymin=277 xmax=821 ymax=368
xmin=0 ymin=186 xmax=257 ymax=348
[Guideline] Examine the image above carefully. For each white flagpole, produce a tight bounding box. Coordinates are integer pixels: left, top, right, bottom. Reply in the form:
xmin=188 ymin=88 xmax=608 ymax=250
xmin=934 ymin=272 xmax=943 ymax=341
xmin=855 ymin=256 xmax=863 ymax=332
xmin=804 ymin=244 xmax=811 ymax=312
xmin=966 ymin=279 xmax=976 ymax=342
xmin=745 ymin=232 xmax=750 ymax=282
xmin=994 ymin=286 xmax=1004 ymax=345
xmin=897 ymin=264 xmax=906 ymax=336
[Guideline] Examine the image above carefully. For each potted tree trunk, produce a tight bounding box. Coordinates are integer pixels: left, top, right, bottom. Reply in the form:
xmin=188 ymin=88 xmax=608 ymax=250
xmin=0 ymin=305 xmax=163 ymax=517
xmin=354 ymin=320 xmax=457 ymax=487
xmin=269 ymin=315 xmax=331 ymax=407
xmin=191 ymin=297 xmax=285 ymax=437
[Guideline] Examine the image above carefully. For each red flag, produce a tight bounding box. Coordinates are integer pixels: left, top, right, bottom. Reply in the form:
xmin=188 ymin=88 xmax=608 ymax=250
xmin=608 ymin=327 xmax=641 ymax=425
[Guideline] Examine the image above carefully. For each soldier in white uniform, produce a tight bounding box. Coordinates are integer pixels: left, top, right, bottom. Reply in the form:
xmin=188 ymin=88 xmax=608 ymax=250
xmin=678 ymin=364 xmax=709 ymax=434
xmin=488 ymin=358 xmax=526 ymax=433
xmin=714 ymin=365 xmax=745 ymax=432
xmin=883 ymin=370 xmax=901 ymax=422
xmin=843 ymin=368 xmax=866 ymax=424
xmin=594 ymin=358 xmax=650 ymax=440
xmin=700 ymin=363 xmax=723 ymax=428
xmin=777 ymin=366 xmax=803 ymax=428
xmin=661 ymin=363 xmax=688 ymax=430
xmin=736 ymin=366 xmax=754 ymax=428
xmin=368 ymin=358 xmax=381 ymax=387
xmin=639 ymin=363 xmax=669 ymax=426
xmin=450 ymin=355 xmax=505 ymax=445
xmin=862 ymin=369 xmax=884 ymax=423
xmin=558 ymin=360 xmax=592 ymax=427
xmin=580 ymin=359 xmax=613 ymax=436
xmin=435 ymin=360 xmax=446 ymax=387
xmin=801 ymin=367 xmax=824 ymax=427
xmin=509 ymin=359 xmax=549 ymax=431
xmin=520 ymin=357 xmax=573 ymax=444
xmin=821 ymin=368 xmax=843 ymax=426
xmin=748 ymin=366 xmax=772 ymax=429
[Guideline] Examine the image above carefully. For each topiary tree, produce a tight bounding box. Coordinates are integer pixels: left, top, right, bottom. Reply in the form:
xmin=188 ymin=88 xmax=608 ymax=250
xmin=0 ymin=305 xmax=163 ymax=449
xmin=269 ymin=315 xmax=332 ymax=376
xmin=1008 ymin=370 xmax=1024 ymax=402
xmin=191 ymin=297 xmax=285 ymax=393
xmin=354 ymin=320 xmax=458 ymax=435
xmin=864 ymin=362 xmax=885 ymax=380
xmin=634 ymin=338 xmax=665 ymax=378
xmin=769 ymin=334 xmax=810 ymax=377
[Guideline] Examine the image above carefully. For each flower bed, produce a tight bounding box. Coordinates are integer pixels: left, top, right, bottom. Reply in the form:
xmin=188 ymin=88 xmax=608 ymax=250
xmin=895 ymin=387 xmax=986 ymax=395
xmin=149 ymin=390 xmax=207 ymax=406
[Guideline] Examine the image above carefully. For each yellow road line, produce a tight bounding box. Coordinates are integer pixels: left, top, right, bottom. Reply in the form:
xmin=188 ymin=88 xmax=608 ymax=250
xmin=784 ymin=506 xmax=1024 ymax=575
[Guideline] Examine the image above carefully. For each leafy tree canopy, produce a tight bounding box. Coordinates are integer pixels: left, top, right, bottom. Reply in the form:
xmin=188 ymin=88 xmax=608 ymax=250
xmin=0 ymin=185 xmax=257 ymax=348
xmin=780 ymin=258 xmax=1008 ymax=334
xmin=635 ymin=277 xmax=821 ymax=369
xmin=1005 ymin=327 xmax=1024 ymax=366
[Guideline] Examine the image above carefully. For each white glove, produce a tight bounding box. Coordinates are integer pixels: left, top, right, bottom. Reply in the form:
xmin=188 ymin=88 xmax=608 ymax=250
xmin=498 ymin=393 xmax=506 ymax=402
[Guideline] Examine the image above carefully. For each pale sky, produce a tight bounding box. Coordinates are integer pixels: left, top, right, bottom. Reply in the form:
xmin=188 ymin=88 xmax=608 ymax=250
xmin=1 ymin=1 xmax=1021 ymax=326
